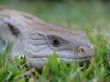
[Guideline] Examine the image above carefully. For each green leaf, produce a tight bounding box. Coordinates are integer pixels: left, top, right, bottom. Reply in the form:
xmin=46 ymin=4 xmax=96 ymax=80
xmin=48 ymin=51 xmax=59 ymax=75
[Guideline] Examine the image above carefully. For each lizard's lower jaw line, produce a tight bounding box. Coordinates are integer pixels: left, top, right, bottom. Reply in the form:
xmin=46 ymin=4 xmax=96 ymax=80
xmin=26 ymin=46 xmax=94 ymax=68
xmin=27 ymin=56 xmax=92 ymax=68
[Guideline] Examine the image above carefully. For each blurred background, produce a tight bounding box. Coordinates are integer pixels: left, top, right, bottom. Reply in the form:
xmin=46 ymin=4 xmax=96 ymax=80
xmin=0 ymin=0 xmax=110 ymax=38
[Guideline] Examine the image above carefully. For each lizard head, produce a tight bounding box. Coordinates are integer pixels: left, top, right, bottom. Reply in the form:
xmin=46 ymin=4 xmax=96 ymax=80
xmin=0 ymin=9 xmax=94 ymax=68
xmin=25 ymin=23 xmax=94 ymax=68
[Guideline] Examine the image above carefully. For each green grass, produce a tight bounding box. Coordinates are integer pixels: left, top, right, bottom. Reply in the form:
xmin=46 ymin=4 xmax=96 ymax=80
xmin=0 ymin=34 xmax=110 ymax=82
xmin=0 ymin=0 xmax=110 ymax=82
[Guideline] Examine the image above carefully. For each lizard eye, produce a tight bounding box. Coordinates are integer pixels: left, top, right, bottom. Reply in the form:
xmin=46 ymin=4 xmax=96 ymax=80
xmin=47 ymin=35 xmax=62 ymax=48
xmin=51 ymin=38 xmax=61 ymax=47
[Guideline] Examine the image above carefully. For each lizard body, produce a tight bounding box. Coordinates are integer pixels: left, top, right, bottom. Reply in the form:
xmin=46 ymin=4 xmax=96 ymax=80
xmin=0 ymin=8 xmax=94 ymax=68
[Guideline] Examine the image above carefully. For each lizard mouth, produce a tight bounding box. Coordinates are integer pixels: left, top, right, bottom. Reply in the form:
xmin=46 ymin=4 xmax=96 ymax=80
xmin=67 ymin=56 xmax=92 ymax=59
xmin=58 ymin=56 xmax=92 ymax=61
xmin=30 ymin=55 xmax=92 ymax=60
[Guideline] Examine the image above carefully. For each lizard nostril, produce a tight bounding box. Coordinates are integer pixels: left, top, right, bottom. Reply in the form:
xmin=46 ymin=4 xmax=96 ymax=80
xmin=78 ymin=45 xmax=94 ymax=56
xmin=78 ymin=47 xmax=85 ymax=53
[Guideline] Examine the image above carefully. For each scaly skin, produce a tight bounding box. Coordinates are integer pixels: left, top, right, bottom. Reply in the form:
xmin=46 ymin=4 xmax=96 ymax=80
xmin=0 ymin=8 xmax=94 ymax=68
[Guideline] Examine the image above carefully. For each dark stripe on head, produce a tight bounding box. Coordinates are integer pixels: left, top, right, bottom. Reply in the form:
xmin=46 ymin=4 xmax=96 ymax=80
xmin=8 ymin=23 xmax=20 ymax=38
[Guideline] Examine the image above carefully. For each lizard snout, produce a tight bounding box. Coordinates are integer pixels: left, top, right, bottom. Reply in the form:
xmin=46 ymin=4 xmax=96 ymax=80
xmin=78 ymin=45 xmax=94 ymax=57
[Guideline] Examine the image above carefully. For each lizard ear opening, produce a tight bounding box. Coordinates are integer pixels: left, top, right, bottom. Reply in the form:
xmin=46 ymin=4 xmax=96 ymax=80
xmin=0 ymin=37 xmax=7 ymax=52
